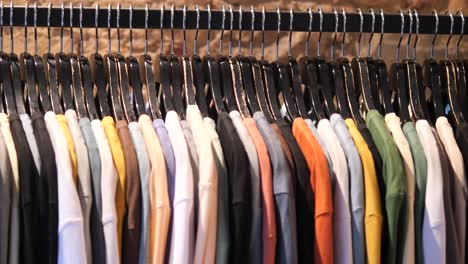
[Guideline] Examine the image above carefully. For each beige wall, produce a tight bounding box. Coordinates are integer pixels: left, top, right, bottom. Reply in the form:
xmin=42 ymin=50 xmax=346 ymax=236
xmin=6 ymin=0 xmax=468 ymax=63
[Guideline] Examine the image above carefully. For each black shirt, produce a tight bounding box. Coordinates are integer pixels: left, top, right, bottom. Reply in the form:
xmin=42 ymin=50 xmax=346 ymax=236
xmin=455 ymin=123 xmax=468 ymax=261
xmin=276 ymin=118 xmax=315 ymax=263
xmin=9 ymin=112 xmax=39 ymax=264
xmin=31 ymin=112 xmax=58 ymax=264
xmin=217 ymin=112 xmax=252 ymax=262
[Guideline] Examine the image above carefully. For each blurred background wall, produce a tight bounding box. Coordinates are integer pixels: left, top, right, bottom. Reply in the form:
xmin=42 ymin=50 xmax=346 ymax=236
xmin=7 ymin=0 xmax=468 ymax=64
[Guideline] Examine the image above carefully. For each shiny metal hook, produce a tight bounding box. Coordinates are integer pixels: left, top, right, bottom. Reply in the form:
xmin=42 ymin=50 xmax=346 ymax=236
xmin=219 ymin=5 xmax=225 ymax=55
xmin=144 ymin=4 xmax=148 ymax=55
xmin=170 ymin=4 xmax=175 ymax=55
xmin=182 ymin=5 xmax=187 ymax=56
xmin=129 ymin=4 xmax=133 ymax=56
xmin=160 ymin=4 xmax=164 ymax=55
xmin=367 ymin=8 xmax=375 ymax=57
xmin=261 ymin=6 xmax=265 ymax=59
xmin=228 ymin=5 xmax=233 ymax=57
xmin=330 ymin=8 xmax=338 ymax=60
xmin=377 ymin=9 xmax=384 ymax=59
xmin=342 ymin=8 xmax=347 ymax=57
xmin=288 ymin=8 xmax=293 ymax=57
xmin=238 ymin=6 xmax=242 ymax=55
xmin=413 ymin=10 xmax=419 ymax=60
xmin=445 ymin=11 xmax=454 ymax=59
xmin=70 ymin=3 xmax=74 ymax=53
xmin=430 ymin=10 xmax=438 ymax=59
xmin=249 ymin=6 xmax=254 ymax=56
xmin=79 ymin=3 xmax=84 ymax=55
xmin=305 ymin=8 xmax=312 ymax=57
xmin=206 ymin=5 xmax=211 ymax=55
xmin=24 ymin=2 xmax=27 ymax=53
xmin=456 ymin=11 xmax=464 ymax=59
xmin=48 ymin=3 xmax=52 ymax=53
xmin=95 ymin=4 xmax=99 ymax=53
xmin=34 ymin=2 xmax=38 ymax=54
xmin=117 ymin=4 xmax=121 ymax=54
xmin=107 ymin=3 xmax=111 ymax=54
xmin=193 ymin=5 xmax=200 ymax=54
xmin=1 ymin=2 xmax=4 ymax=52
xmin=60 ymin=2 xmax=64 ymax=53
xmin=406 ymin=9 xmax=413 ymax=59
xmin=8 ymin=1 xmax=12 ymax=53
xmin=396 ymin=10 xmax=404 ymax=62
xmin=317 ymin=7 xmax=323 ymax=57
xmin=275 ymin=7 xmax=280 ymax=63
xmin=356 ymin=8 xmax=363 ymax=57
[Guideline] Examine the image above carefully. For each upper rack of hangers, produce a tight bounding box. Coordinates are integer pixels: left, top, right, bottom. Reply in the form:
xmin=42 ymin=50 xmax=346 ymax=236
xmin=0 ymin=3 xmax=466 ymax=34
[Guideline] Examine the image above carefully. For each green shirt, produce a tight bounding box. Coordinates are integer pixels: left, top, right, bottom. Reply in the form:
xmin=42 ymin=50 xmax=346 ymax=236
xmin=366 ymin=110 xmax=408 ymax=264
xmin=402 ymin=122 xmax=427 ymax=264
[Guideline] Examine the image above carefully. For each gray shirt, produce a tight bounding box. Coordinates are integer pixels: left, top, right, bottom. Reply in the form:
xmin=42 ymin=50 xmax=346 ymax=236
xmin=254 ymin=112 xmax=297 ymax=264
xmin=330 ymin=113 xmax=365 ymax=264
xmin=128 ymin=121 xmax=151 ymax=264
xmin=0 ymin=130 xmax=11 ymax=264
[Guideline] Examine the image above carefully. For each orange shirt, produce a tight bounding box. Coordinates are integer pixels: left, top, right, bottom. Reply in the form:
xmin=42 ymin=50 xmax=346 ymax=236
xmin=292 ymin=118 xmax=334 ymax=264
xmin=244 ymin=117 xmax=276 ymax=264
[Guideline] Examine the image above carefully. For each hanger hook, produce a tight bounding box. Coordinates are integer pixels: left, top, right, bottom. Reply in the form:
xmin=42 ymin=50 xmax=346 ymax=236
xmin=70 ymin=3 xmax=74 ymax=54
xmin=378 ymin=9 xmax=384 ymax=59
xmin=24 ymin=2 xmax=27 ymax=53
xmin=430 ymin=10 xmax=438 ymax=59
xmin=317 ymin=7 xmax=323 ymax=57
xmin=406 ymin=9 xmax=413 ymax=59
xmin=170 ymin=4 xmax=175 ymax=55
xmin=160 ymin=4 xmax=164 ymax=55
xmin=95 ymin=4 xmax=99 ymax=54
xmin=193 ymin=5 xmax=200 ymax=55
xmin=342 ymin=8 xmax=347 ymax=57
xmin=182 ymin=5 xmax=187 ymax=56
xmin=413 ymin=10 xmax=419 ymax=60
xmin=396 ymin=10 xmax=404 ymax=62
xmin=228 ymin=5 xmax=233 ymax=57
xmin=8 ymin=1 xmax=12 ymax=53
xmin=144 ymin=5 xmax=148 ymax=55
xmin=288 ymin=8 xmax=293 ymax=57
xmin=261 ymin=6 xmax=265 ymax=59
xmin=275 ymin=7 xmax=280 ymax=63
xmin=79 ymin=3 xmax=84 ymax=55
xmin=206 ymin=5 xmax=211 ymax=55
xmin=219 ymin=5 xmax=225 ymax=55
xmin=117 ymin=4 xmax=121 ymax=54
xmin=249 ymin=6 xmax=255 ymax=56
xmin=238 ymin=6 xmax=242 ymax=55
xmin=445 ymin=11 xmax=454 ymax=59
xmin=129 ymin=4 xmax=133 ymax=56
xmin=1 ymin=2 xmax=4 ymax=52
xmin=34 ymin=2 xmax=38 ymax=54
xmin=47 ymin=3 xmax=51 ymax=53
xmin=107 ymin=3 xmax=111 ymax=54
xmin=331 ymin=8 xmax=338 ymax=60
xmin=356 ymin=8 xmax=363 ymax=57
xmin=305 ymin=8 xmax=312 ymax=57
xmin=59 ymin=2 xmax=64 ymax=53
xmin=367 ymin=8 xmax=375 ymax=57
xmin=456 ymin=11 xmax=464 ymax=59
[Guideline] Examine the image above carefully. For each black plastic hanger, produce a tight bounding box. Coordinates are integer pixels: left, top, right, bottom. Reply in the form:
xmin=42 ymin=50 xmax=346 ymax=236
xmin=6 ymin=4 xmax=24 ymax=115
xmin=453 ymin=12 xmax=468 ymax=118
xmin=191 ymin=5 xmax=209 ymax=117
xmin=0 ymin=5 xmax=14 ymax=114
xmin=180 ymin=6 xmax=197 ymax=110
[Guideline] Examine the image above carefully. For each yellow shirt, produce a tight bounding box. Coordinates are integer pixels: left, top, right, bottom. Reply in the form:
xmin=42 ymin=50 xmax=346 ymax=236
xmin=57 ymin=114 xmax=78 ymax=186
xmin=345 ymin=118 xmax=383 ymax=264
xmin=139 ymin=114 xmax=170 ymax=264
xmin=102 ymin=116 xmax=126 ymax=260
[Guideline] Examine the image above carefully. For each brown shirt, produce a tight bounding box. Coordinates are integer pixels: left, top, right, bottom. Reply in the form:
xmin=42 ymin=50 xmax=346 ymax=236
xmin=116 ymin=120 xmax=141 ymax=264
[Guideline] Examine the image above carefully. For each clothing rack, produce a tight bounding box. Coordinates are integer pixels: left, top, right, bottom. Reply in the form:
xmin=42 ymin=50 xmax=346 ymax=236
xmin=1 ymin=6 xmax=467 ymax=35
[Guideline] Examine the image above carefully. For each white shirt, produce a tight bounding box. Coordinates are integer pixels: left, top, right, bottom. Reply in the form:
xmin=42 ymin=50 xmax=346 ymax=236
xmin=436 ymin=116 xmax=466 ymax=263
xmin=45 ymin=111 xmax=86 ymax=264
xmin=317 ymin=118 xmax=353 ymax=264
xmin=165 ymin=110 xmax=195 ymax=264
xmin=416 ymin=119 xmax=445 ymax=264
xmin=385 ymin=113 xmax=415 ymax=264
xmin=91 ymin=119 xmax=119 ymax=264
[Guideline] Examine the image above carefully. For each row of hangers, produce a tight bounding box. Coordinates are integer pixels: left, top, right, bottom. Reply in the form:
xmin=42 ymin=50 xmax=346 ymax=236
xmin=0 ymin=3 xmax=466 ymax=132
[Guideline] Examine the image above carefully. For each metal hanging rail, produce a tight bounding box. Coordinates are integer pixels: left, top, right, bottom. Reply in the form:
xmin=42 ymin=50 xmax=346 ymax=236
xmin=1 ymin=5 xmax=466 ymax=34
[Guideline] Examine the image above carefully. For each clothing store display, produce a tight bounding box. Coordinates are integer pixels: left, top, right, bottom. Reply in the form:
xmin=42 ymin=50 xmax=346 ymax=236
xmin=0 ymin=126 xmax=10 ymax=264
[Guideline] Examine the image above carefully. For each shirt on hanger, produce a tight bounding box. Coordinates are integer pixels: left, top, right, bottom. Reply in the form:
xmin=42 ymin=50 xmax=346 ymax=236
xmin=45 ymin=111 xmax=87 ymax=264
xmin=277 ymin=118 xmax=313 ymax=264
xmin=65 ymin=109 xmax=92 ymax=264
xmin=139 ymin=114 xmax=170 ymax=264
xmin=292 ymin=117 xmax=334 ymax=264
xmin=254 ymin=112 xmax=297 ymax=264
xmin=102 ymin=116 xmax=126 ymax=261
xmin=366 ymin=110 xmax=407 ymax=264
xmin=79 ymin=117 xmax=106 ymax=264
xmin=455 ymin=122 xmax=468 ymax=263
xmin=0 ymin=113 xmax=19 ymax=264
xmin=270 ymin=122 xmax=294 ymax=174
xmin=116 ymin=120 xmax=141 ymax=264
xmin=317 ymin=118 xmax=353 ymax=264
xmin=91 ymin=118 xmax=119 ymax=264
xmin=346 ymin=118 xmax=383 ymax=264
xmin=436 ymin=116 xmax=466 ymax=263
xmin=402 ymin=121 xmax=427 ymax=264
xmin=56 ymin=114 xmax=78 ymax=187
xmin=0 ymin=123 xmax=11 ymax=264
xmin=385 ymin=113 xmax=415 ymax=264
xmin=229 ymin=110 xmax=262 ymax=263
xmin=305 ymin=118 xmax=334 ymax=181
xmin=31 ymin=111 xmax=58 ymax=264
xmin=204 ymin=117 xmax=229 ymax=264
xmin=20 ymin=113 xmax=41 ymax=173
xmin=166 ymin=111 xmax=195 ymax=264
xmin=128 ymin=121 xmax=151 ymax=264
xmin=244 ymin=116 xmax=277 ymax=264
xmin=331 ymin=113 xmax=365 ymax=264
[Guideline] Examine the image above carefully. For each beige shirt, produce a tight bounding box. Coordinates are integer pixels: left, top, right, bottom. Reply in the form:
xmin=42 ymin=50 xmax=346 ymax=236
xmin=436 ymin=116 xmax=466 ymax=263
xmin=139 ymin=114 xmax=170 ymax=264
xmin=385 ymin=113 xmax=415 ymax=264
